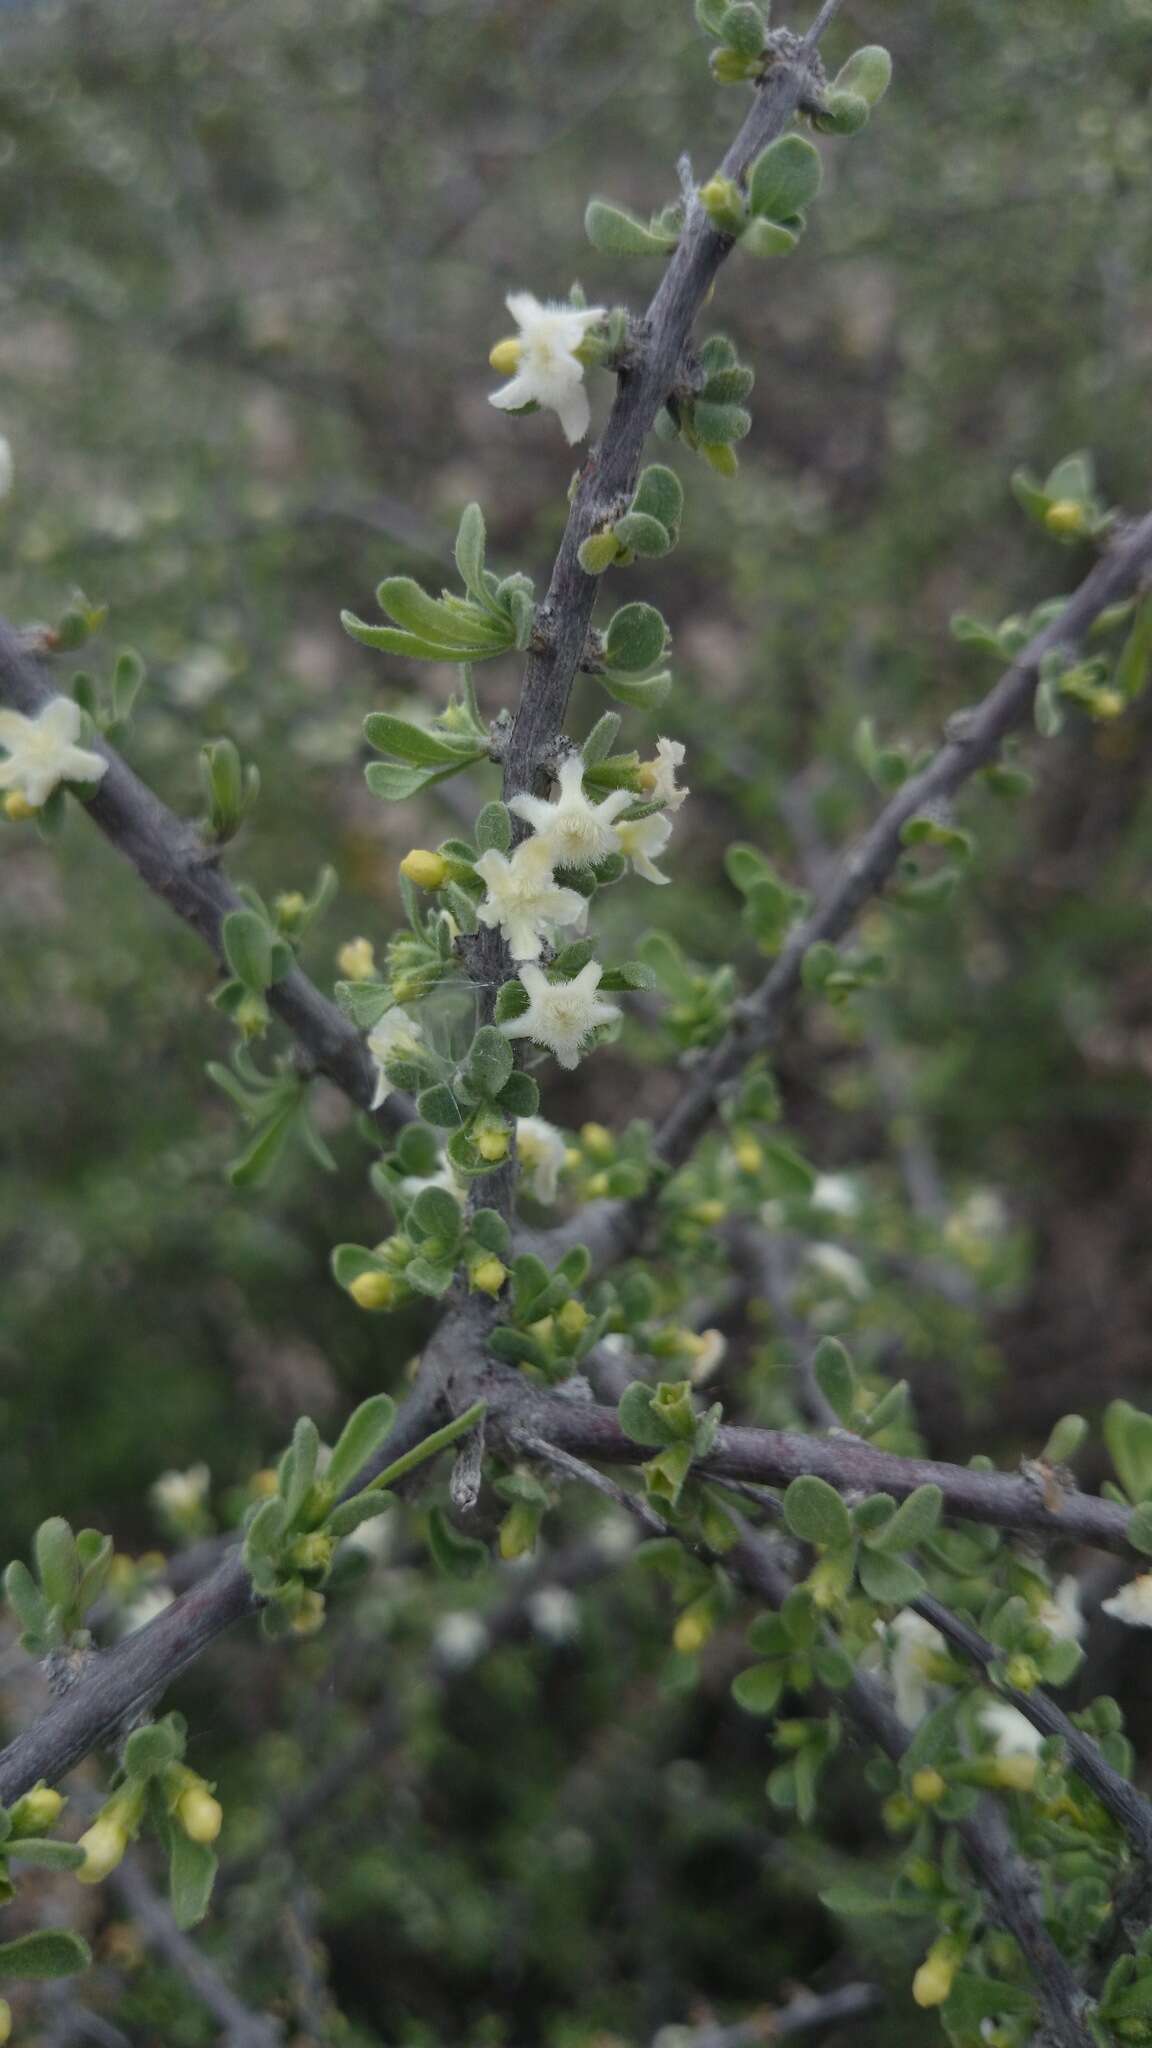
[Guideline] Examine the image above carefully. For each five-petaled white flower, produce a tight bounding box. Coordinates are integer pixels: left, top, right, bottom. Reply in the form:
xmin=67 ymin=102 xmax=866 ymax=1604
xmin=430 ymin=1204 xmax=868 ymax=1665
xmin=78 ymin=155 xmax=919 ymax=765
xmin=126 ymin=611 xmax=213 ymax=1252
xmin=150 ymin=1464 xmax=211 ymax=1520
xmin=474 ymin=840 xmax=588 ymax=962
xmin=1102 ymin=1573 xmax=1152 ymax=1629
xmin=516 ymin=1115 xmax=568 ymax=1205
xmin=510 ymin=754 xmax=631 ymax=871
xmin=886 ymin=1609 xmax=946 ymax=1728
xmin=367 ymin=1006 xmax=424 ymax=1109
xmin=0 ymin=695 xmax=107 ymax=808
xmin=1037 ymin=1574 xmax=1084 ymax=1644
xmin=501 ymin=961 xmax=620 ymax=1071
xmin=639 ymin=736 xmax=688 ymax=812
xmin=488 ymin=292 xmax=605 ymax=445
xmin=980 ymin=1700 xmax=1045 ymax=1758
xmin=616 ymin=810 xmax=674 ymax=885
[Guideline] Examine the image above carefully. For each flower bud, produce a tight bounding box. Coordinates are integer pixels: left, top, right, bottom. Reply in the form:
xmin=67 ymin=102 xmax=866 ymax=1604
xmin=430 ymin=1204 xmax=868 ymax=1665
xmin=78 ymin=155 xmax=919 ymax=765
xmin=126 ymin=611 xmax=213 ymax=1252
xmin=176 ymin=1783 xmax=223 ymax=1845
xmin=476 ymin=1123 xmax=510 ymax=1163
xmin=1045 ymin=498 xmax=1088 ymax=538
xmin=1003 ymin=1654 xmax=1038 ymax=1692
xmin=911 ymin=1767 xmax=947 ymax=1806
xmin=0 ymin=1998 xmax=10 ymax=2044
xmin=994 ymin=1752 xmax=1038 ymax=1793
xmin=236 ymin=993 xmax=269 ymax=1039
xmin=912 ymin=1939 xmax=962 ymax=2008
xmin=734 ymin=1138 xmax=763 ymax=1174
xmin=585 ymin=1171 xmax=610 ymax=1199
xmin=699 ymin=176 xmax=745 ymax=235
xmin=77 ymin=1813 xmax=130 ymax=1884
xmin=291 ymin=1531 xmax=335 ymax=1576
xmin=11 ymin=1781 xmax=65 ymax=1835
xmin=580 ymin=1122 xmax=614 ymax=1161
xmin=673 ymin=1601 xmax=713 ymax=1655
xmin=337 ymin=937 xmax=377 ymax=982
xmin=881 ymin=1792 xmax=916 ymax=1833
xmin=3 ymin=791 xmax=37 ymax=822
xmin=290 ymin=1589 xmax=327 ymax=1636
xmin=349 ymin=1270 xmax=396 ymax=1312
xmin=488 ymin=336 xmax=522 ymax=375
xmin=400 ymin=848 xmax=448 ymax=890
xmin=689 ymin=1200 xmax=726 ymax=1226
xmin=469 ymin=1256 xmax=508 ymax=1297
xmin=556 ymin=1299 xmax=589 ymax=1341
xmin=274 ymin=890 xmax=307 ymax=930
xmin=527 ymin=1315 xmax=555 ymax=1346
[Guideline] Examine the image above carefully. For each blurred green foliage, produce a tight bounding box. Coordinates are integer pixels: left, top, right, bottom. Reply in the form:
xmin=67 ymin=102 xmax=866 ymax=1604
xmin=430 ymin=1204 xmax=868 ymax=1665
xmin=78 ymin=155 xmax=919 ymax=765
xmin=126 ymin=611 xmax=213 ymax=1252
xmin=2 ymin=0 xmax=1152 ymax=2039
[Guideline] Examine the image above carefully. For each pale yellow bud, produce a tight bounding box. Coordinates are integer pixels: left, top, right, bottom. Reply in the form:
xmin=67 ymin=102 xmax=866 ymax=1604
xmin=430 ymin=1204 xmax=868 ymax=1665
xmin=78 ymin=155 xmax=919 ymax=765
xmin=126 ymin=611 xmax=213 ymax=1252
xmin=476 ymin=1125 xmax=510 ymax=1163
xmin=469 ymin=1257 xmax=508 ymax=1297
xmin=400 ymin=848 xmax=447 ymax=890
xmin=580 ymin=1122 xmax=614 ymax=1160
xmin=1093 ymin=688 xmax=1125 ymax=721
xmin=11 ymin=1782 xmax=65 ymax=1833
xmin=1004 ymin=1654 xmax=1038 ymax=1692
xmin=290 ymin=1589 xmax=327 ymax=1636
xmin=1045 ymin=498 xmax=1087 ymax=538
xmin=912 ymin=1946 xmax=959 ymax=2008
xmin=349 ymin=1270 xmax=396 ymax=1312
xmin=911 ymin=1767 xmax=947 ymax=1806
xmin=176 ymin=1784 xmax=223 ymax=1845
xmin=585 ymin=1172 xmax=610 ymax=1199
xmin=556 ymin=1299 xmax=589 ymax=1340
xmin=275 ymin=891 xmax=306 ymax=924
xmin=489 ymin=336 xmax=522 ymax=375
xmin=249 ymin=1468 xmax=279 ymax=1498
xmin=995 ymin=1753 xmax=1038 ymax=1793
xmin=77 ymin=1814 xmax=129 ymax=1884
xmin=734 ymin=1139 xmax=763 ymax=1174
xmin=292 ymin=1532 xmax=335 ymax=1575
xmin=689 ymin=1200 xmax=726 ymax=1226
xmin=337 ymin=937 xmax=377 ymax=982
xmin=527 ymin=1315 xmax=555 ymax=1345
xmin=673 ymin=1605 xmax=712 ymax=1655
xmin=3 ymin=791 xmax=37 ymax=822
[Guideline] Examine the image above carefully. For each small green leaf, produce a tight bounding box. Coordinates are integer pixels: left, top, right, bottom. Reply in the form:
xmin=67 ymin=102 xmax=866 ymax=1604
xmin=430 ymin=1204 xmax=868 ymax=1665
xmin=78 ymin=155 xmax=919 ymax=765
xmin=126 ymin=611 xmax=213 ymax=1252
xmin=578 ymin=530 xmax=623 ymax=575
xmin=222 ymin=909 xmax=274 ymax=994
xmin=454 ymin=502 xmax=487 ymax=601
xmin=363 ymin=713 xmax=481 ymax=767
xmin=169 ymin=1833 xmax=218 ymax=1931
xmin=858 ymin=1549 xmax=924 ymax=1604
xmin=1105 ymin=1400 xmax=1152 ymax=1505
xmin=326 ymin=1394 xmax=398 ymax=1498
xmin=476 ymin=801 xmax=512 ymax=852
xmin=405 ymin=1257 xmax=456 ymax=1298
xmin=464 ymin=1025 xmax=514 ymax=1099
xmin=812 ymin=1338 xmax=856 ymax=1424
xmin=748 ymin=135 xmax=822 ymax=222
xmin=691 ymin=400 xmax=751 ymax=444
xmin=416 ymin=1084 xmax=464 ymax=1128
xmin=427 ymin=1505 xmax=489 ymax=1580
xmin=0 ymin=1929 xmax=92 ymax=1979
xmin=732 ymin=1662 xmax=785 ymax=1714
xmin=584 ymin=198 xmax=677 ymax=256
xmin=410 ymin=1184 xmax=464 ymax=1242
xmin=866 ymin=1484 xmax=942 ymax=1553
xmin=612 ymin=511 xmax=672 ymax=558
xmin=603 ymin=602 xmax=668 ymax=674
xmin=631 ymin=465 xmax=683 ymax=533
xmin=598 ymin=668 xmax=673 ymax=710
xmin=618 ymin=1382 xmax=672 ymax=1448
xmin=782 ymin=1476 xmax=852 ymax=1550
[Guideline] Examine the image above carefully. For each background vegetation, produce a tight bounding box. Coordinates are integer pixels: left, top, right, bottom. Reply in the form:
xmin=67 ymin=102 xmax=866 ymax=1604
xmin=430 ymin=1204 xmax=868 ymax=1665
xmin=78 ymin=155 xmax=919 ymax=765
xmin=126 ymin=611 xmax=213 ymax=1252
xmin=2 ymin=0 xmax=1152 ymax=2039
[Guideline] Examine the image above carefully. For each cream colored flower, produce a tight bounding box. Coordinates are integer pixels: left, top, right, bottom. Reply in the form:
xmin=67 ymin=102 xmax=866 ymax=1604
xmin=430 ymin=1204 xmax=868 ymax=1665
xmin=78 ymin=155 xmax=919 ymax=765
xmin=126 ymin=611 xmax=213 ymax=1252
xmin=980 ymin=1700 xmax=1044 ymax=1757
xmin=1037 ymin=1574 xmax=1084 ymax=1644
xmin=0 ymin=695 xmax=107 ymax=808
xmin=887 ymin=1609 xmax=946 ymax=1728
xmin=1102 ymin=1573 xmax=1152 ymax=1628
xmin=474 ymin=840 xmax=587 ymax=961
xmin=510 ymin=754 xmax=631 ymax=870
xmin=488 ymin=292 xmax=605 ymax=444
xmin=516 ymin=1115 xmax=568 ymax=1204
xmin=501 ymin=961 xmax=620 ymax=1071
xmin=638 ymin=736 xmax=688 ymax=811
xmin=150 ymin=1464 xmax=211 ymax=1519
xmin=616 ymin=810 xmax=674 ymax=885
xmin=367 ymin=1006 xmax=424 ymax=1109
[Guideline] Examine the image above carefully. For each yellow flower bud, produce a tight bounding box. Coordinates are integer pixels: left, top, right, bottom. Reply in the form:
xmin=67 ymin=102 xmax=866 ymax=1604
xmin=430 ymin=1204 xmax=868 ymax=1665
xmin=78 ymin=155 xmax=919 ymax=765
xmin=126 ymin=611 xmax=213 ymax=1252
xmin=469 ymin=1256 xmax=508 ymax=1297
xmin=556 ymin=1299 xmax=589 ymax=1341
xmin=489 ymin=336 xmax=523 ymax=375
xmin=564 ymin=1146 xmax=582 ymax=1170
xmin=689 ymin=1200 xmax=726 ymax=1226
xmin=176 ymin=1784 xmax=223 ymax=1845
xmin=290 ymin=1589 xmax=327 ymax=1636
xmin=400 ymin=848 xmax=448 ymax=890
xmin=994 ymin=1753 xmax=1038 ymax=1793
xmin=580 ymin=1123 xmax=614 ymax=1161
xmin=1092 ymin=688 xmax=1125 ymax=721
xmin=349 ymin=1270 xmax=396 ymax=1312
xmin=912 ymin=1942 xmax=960 ymax=2008
xmin=1044 ymin=497 xmax=1087 ymax=537
xmin=250 ymin=1467 xmax=279 ymax=1498
xmin=77 ymin=1814 xmax=130 ymax=1884
xmin=337 ymin=937 xmax=376 ymax=982
xmin=274 ymin=890 xmax=307 ymax=926
xmin=1004 ymin=1654 xmax=1038 ymax=1692
xmin=476 ymin=1125 xmax=510 ymax=1163
xmin=911 ymin=1767 xmax=947 ymax=1806
xmin=291 ymin=1532 xmax=335 ymax=1575
xmin=881 ymin=1792 xmax=917 ymax=1833
xmin=734 ymin=1139 xmax=763 ymax=1174
xmin=673 ymin=1604 xmax=712 ymax=1655
xmin=527 ymin=1315 xmax=555 ymax=1345
xmin=11 ymin=1782 xmax=65 ymax=1834
xmin=3 ymin=791 xmax=37 ymax=822
xmin=0 ymin=1997 xmax=10 ymax=2044
xmin=585 ymin=1172 xmax=610 ymax=1199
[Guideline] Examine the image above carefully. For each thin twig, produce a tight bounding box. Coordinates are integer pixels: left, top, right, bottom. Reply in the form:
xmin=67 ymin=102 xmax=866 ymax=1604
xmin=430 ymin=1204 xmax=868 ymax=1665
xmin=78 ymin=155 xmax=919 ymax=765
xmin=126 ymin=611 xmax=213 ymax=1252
xmin=109 ymin=1854 xmax=283 ymax=2047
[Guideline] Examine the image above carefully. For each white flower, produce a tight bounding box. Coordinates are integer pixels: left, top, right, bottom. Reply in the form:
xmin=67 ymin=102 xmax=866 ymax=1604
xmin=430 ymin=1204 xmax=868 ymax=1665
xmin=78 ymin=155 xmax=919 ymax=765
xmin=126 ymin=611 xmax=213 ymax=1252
xmin=616 ymin=810 xmax=674 ymax=885
xmin=980 ymin=1701 xmax=1045 ymax=1758
xmin=1102 ymin=1573 xmax=1152 ymax=1629
xmin=593 ymin=1511 xmax=638 ymax=1563
xmin=501 ymin=960 xmax=621 ymax=1071
xmin=488 ymin=291 xmax=605 ymax=444
xmin=0 ymin=695 xmax=107 ymax=808
xmin=527 ymin=1587 xmax=581 ymax=1642
xmin=122 ymin=1587 xmax=174 ymax=1635
xmin=434 ymin=1611 xmax=489 ymax=1670
xmin=810 ymin=1174 xmax=860 ymax=1218
xmin=150 ymin=1464 xmax=211 ymax=1519
xmin=367 ymin=1006 xmax=424 ymax=1110
xmin=400 ymin=1156 xmax=467 ymax=1207
xmin=0 ymin=435 xmax=13 ymax=500
xmin=474 ymin=840 xmax=587 ymax=962
xmin=686 ymin=1329 xmax=727 ymax=1386
xmin=639 ymin=736 xmax=688 ymax=811
xmin=510 ymin=754 xmax=632 ymax=870
xmin=1037 ymin=1574 xmax=1084 ymax=1644
xmin=804 ymin=1242 xmax=870 ymax=1299
xmin=886 ymin=1609 xmax=946 ymax=1728
xmin=516 ymin=1115 xmax=568 ymax=1205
